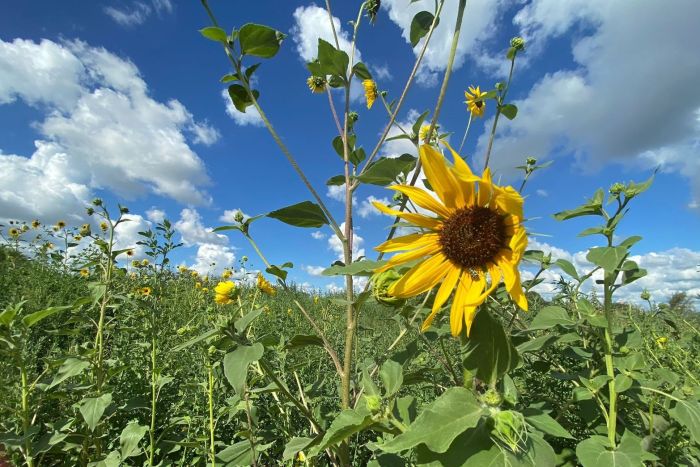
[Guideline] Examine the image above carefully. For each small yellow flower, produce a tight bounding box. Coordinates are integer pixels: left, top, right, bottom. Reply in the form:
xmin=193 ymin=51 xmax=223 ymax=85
xmin=46 ymin=242 xmax=54 ymax=250
xmin=129 ymin=272 xmax=137 ymax=279
xmin=297 ymin=451 xmax=307 ymax=462
xmin=257 ymin=274 xmax=276 ymax=296
xmin=465 ymin=85 xmax=487 ymax=118
xmin=80 ymin=223 xmax=91 ymax=236
xmin=362 ymin=79 xmax=378 ymax=109
xmin=141 ymin=259 xmax=149 ymax=267
xmin=418 ymin=124 xmax=438 ymax=144
xmin=307 ymin=75 xmax=327 ymax=93
xmin=56 ymin=220 xmax=67 ymax=229
xmin=9 ymin=227 xmax=20 ymax=238
xmin=73 ymin=235 xmax=82 ymax=241
xmin=313 ymin=295 xmax=320 ymax=305
xmin=222 ymin=269 xmax=233 ymax=280
xmin=214 ymin=280 xmax=236 ymax=305
xmin=656 ymin=336 xmax=668 ymax=349
xmin=21 ymin=224 xmax=29 ymax=232
xmin=287 ymin=308 xmax=292 ymax=315
xmin=191 ymin=270 xmax=199 ymax=278
xmin=80 ymin=268 xmax=89 ymax=277
xmin=140 ymin=286 xmax=153 ymax=296
xmin=178 ymin=265 xmax=188 ymax=274
xmin=202 ymin=287 xmax=209 ymax=293
xmin=31 ymin=220 xmax=40 ymax=229
xmin=131 ymin=260 xmax=141 ymax=268
xmin=195 ymin=282 xmax=202 ymax=289
xmin=126 ymin=249 xmax=134 ymax=257
xmin=100 ymin=221 xmax=109 ymax=231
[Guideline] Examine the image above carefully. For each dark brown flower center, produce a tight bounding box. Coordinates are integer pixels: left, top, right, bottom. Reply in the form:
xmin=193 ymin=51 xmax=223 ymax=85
xmin=475 ymin=100 xmax=483 ymax=108
xmin=438 ymin=206 xmax=506 ymax=269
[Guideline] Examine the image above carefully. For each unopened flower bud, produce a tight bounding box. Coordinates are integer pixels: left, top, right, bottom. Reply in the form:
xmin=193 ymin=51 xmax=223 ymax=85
xmin=481 ymin=388 xmax=503 ymax=407
xmin=510 ymin=36 xmax=525 ymax=51
xmin=366 ymin=0 xmax=380 ymax=24
xmin=526 ymin=157 xmax=537 ymax=166
xmin=371 ymin=269 xmax=406 ymax=307
xmin=365 ymin=395 xmax=382 ymax=413
xmin=120 ymin=206 xmax=129 ymax=214
xmin=640 ymin=289 xmax=651 ymax=301
xmin=92 ymin=198 xmax=103 ymax=206
xmin=234 ymin=211 xmax=245 ymax=223
xmin=609 ymin=182 xmax=625 ymax=195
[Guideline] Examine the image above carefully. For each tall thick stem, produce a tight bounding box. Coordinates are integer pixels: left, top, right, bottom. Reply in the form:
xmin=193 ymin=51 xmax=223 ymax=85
xmin=207 ymin=357 xmax=216 ymax=467
xmin=21 ymin=364 xmax=34 ymax=467
xmin=603 ymin=278 xmax=618 ymax=448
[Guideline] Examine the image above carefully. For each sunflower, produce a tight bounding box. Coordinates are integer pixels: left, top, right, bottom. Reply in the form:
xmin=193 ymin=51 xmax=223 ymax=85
xmin=100 ymin=221 xmax=109 ymax=231
xmin=56 ymin=220 xmax=67 ymax=229
xmin=256 ymin=274 xmax=276 ymax=296
xmin=222 ymin=269 xmax=233 ymax=280
xmin=80 ymin=268 xmax=89 ymax=277
xmin=9 ymin=227 xmax=20 ymax=238
xmin=372 ymin=143 xmax=528 ymax=336
xmin=31 ymin=220 xmax=40 ymax=229
xmin=214 ymin=280 xmax=236 ymax=305
xmin=140 ymin=286 xmax=153 ymax=297
xmin=465 ymin=85 xmax=487 ymax=118
xmin=126 ymin=249 xmax=134 ymax=257
xmin=362 ymin=79 xmax=378 ymax=109
xmin=306 ymin=75 xmax=327 ymax=93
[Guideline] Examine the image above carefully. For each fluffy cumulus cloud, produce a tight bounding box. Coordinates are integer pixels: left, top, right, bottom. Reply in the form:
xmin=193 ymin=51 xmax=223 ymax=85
xmin=475 ymin=0 xmax=700 ymax=207
xmin=145 ymin=208 xmax=166 ymax=223
xmin=104 ymin=0 xmax=174 ymax=27
xmin=525 ymin=239 xmax=700 ymax=306
xmin=221 ymin=89 xmax=264 ymax=127
xmin=0 ymin=38 xmax=215 ymax=224
xmin=382 ymin=0 xmax=508 ymax=84
xmin=328 ymin=222 xmax=365 ymax=261
xmin=173 ymin=208 xmax=236 ymax=275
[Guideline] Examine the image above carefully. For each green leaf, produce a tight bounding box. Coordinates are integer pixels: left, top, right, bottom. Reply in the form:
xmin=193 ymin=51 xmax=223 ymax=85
xmin=356 ymin=155 xmax=417 ymax=186
xmin=93 ymin=451 xmax=121 ymax=467
xmin=524 ymin=408 xmax=574 ymax=439
xmin=239 ymin=23 xmax=284 ymax=58
xmin=172 ymin=329 xmax=217 ymax=352
xmin=619 ymin=235 xmax=642 ymax=249
xmin=462 ymin=311 xmax=521 ymax=386
xmin=22 ymin=305 xmax=71 ymax=328
xmin=47 ymin=358 xmax=90 ymax=389
xmin=0 ymin=303 xmax=21 ymax=326
xmin=220 ymin=73 xmax=239 ymax=83
xmin=576 ymin=431 xmax=644 ymax=467
xmin=216 ymin=440 xmax=255 ymax=466
xmin=409 ymin=11 xmax=436 ymax=47
xmin=308 ymin=405 xmax=374 ymax=457
xmin=199 ymin=26 xmax=228 ymax=43
xmin=587 ymin=246 xmax=627 ymax=279
xmin=668 ymin=398 xmax=700 ymax=445
xmin=235 ymin=309 xmax=263 ymax=333
xmin=350 ymin=147 xmax=366 ymax=166
xmin=283 ymin=437 xmax=315 ymax=462
xmin=555 ymin=259 xmax=579 ymax=281
xmin=266 ymin=263 xmax=291 ymax=281
xmin=326 ymin=174 xmax=346 ymax=186
xmin=267 ymin=201 xmax=329 ymax=228
xmin=223 ymin=343 xmax=264 ymax=394
xmin=380 ymin=387 xmax=484 ymax=454
xmin=285 ymin=334 xmax=324 ymax=349
xmin=353 ymin=62 xmax=372 ymax=80
xmin=322 ymin=259 xmax=386 ymax=276
xmin=578 ymin=226 xmax=605 ymax=237
xmin=528 ymin=306 xmax=576 ymax=330
xmin=119 ymin=421 xmax=148 ymax=459
xmin=80 ymin=393 xmax=113 ymax=432
xmin=227 ymin=84 xmax=259 ymax=113
xmin=517 ymin=334 xmax=557 ymax=354
xmin=317 ymin=38 xmax=349 ymax=78
xmin=614 ymin=374 xmax=633 ymax=393
xmin=380 ymin=360 xmax=404 ymax=397
xmin=620 ymin=260 xmax=646 ymax=285
xmin=500 ymin=103 xmax=518 ymax=120
xmin=411 ymin=110 xmax=430 ymax=137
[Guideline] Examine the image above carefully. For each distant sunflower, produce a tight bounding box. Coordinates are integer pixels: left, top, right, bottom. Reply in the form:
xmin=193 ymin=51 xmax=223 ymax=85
xmin=362 ymin=79 xmax=378 ymax=109
xmin=80 ymin=268 xmax=89 ymax=277
xmin=56 ymin=220 xmax=67 ymax=229
xmin=465 ymin=85 xmax=487 ymax=118
xmin=372 ymin=143 xmax=528 ymax=336
xmin=306 ymin=76 xmax=327 ymax=93
xmin=214 ymin=280 xmax=236 ymax=305
xmin=257 ymin=274 xmax=276 ymax=296
xmin=31 ymin=220 xmax=40 ymax=229
xmin=140 ymin=287 xmax=152 ymax=297
xmin=9 ymin=227 xmax=20 ymax=238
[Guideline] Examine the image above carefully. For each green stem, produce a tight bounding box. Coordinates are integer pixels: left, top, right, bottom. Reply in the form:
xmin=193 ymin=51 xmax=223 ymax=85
xmin=207 ymin=357 xmax=216 ymax=467
xmin=458 ymin=112 xmax=473 ymax=154
xmin=149 ymin=318 xmax=157 ymax=465
xmin=20 ymin=364 xmax=34 ymax=467
xmin=483 ymin=57 xmax=515 ymax=171
xmin=603 ymin=269 xmax=618 ymax=448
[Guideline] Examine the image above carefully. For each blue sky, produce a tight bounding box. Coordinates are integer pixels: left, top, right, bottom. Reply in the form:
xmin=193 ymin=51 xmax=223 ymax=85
xmin=1 ymin=0 xmax=699 ymax=303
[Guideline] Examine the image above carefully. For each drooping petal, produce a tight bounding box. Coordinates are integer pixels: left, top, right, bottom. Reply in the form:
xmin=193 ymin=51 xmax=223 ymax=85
xmin=464 ymin=306 xmax=479 ymax=336
xmin=464 ymin=263 xmax=502 ymax=307
xmin=499 ymin=259 xmax=528 ymax=311
xmin=477 ymin=168 xmax=493 ymax=207
xmin=388 ymin=185 xmax=453 ymax=218
xmin=449 ymin=271 xmax=469 ymax=336
xmin=493 ymin=184 xmax=524 ymax=219
xmin=419 ymin=144 xmax=462 ymax=209
xmin=375 ymin=233 xmax=440 ymax=253
xmin=372 ymin=201 xmax=443 ymax=230
xmin=421 ymin=264 xmax=461 ymax=331
xmin=375 ymin=241 xmax=442 ymax=273
xmin=390 ymin=253 xmax=450 ymax=297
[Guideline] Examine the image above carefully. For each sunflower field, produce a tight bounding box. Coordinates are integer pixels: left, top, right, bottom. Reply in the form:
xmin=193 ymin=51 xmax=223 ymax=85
xmin=1 ymin=1 xmax=699 ymax=466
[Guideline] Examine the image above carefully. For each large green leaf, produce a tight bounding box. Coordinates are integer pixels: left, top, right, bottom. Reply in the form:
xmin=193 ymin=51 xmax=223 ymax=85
xmin=283 ymin=437 xmax=315 ymax=462
xmin=462 ymin=311 xmax=521 ymax=385
xmin=523 ymin=408 xmax=573 ymax=439
xmin=199 ymin=26 xmax=228 ymax=43
xmin=22 ymin=305 xmax=71 ymax=328
xmin=308 ymin=405 xmax=374 ymax=457
xmin=409 ymin=11 xmax=437 ymax=47
xmin=239 ymin=23 xmax=284 ymax=58
xmin=668 ymin=398 xmax=700 ymax=445
xmin=80 ymin=393 xmax=113 ymax=432
xmin=587 ymin=246 xmax=627 ymax=279
xmin=322 ymin=259 xmax=385 ymax=276
xmin=356 ymin=155 xmax=417 ymax=186
xmin=227 ymin=84 xmax=259 ymax=113
xmin=317 ymin=38 xmax=349 ymax=78
xmin=223 ymin=343 xmax=264 ymax=394
xmin=267 ymin=201 xmax=329 ymax=228
xmin=380 ymin=360 xmax=404 ymax=397
xmin=576 ymin=431 xmax=644 ymax=467
xmin=47 ymin=358 xmax=90 ymax=389
xmin=500 ymin=103 xmax=518 ymax=120
xmin=119 ymin=421 xmax=148 ymax=459
xmin=528 ymin=306 xmax=576 ymax=330
xmin=379 ymin=387 xmax=484 ymax=454
xmin=216 ymin=440 xmax=254 ymax=466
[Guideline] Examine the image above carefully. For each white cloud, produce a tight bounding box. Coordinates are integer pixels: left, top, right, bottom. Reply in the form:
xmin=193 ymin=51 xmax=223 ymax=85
xmin=304 ymin=265 xmax=326 ymax=276
xmin=327 ymin=184 xmax=346 ymax=202
xmin=104 ymin=0 xmax=174 ymax=27
xmin=326 ymin=282 xmax=343 ymax=294
xmin=0 ymin=38 xmax=213 ymax=223
xmin=477 ymin=0 xmax=700 ymax=205
xmin=174 ymin=208 xmax=227 ymax=247
xmin=311 ymin=230 xmax=327 ymax=240
xmin=291 ymin=5 xmax=361 ymax=65
xmin=382 ymin=0 xmax=508 ymax=84
xmin=222 ymin=89 xmax=264 ymax=127
xmin=328 ymin=222 xmax=364 ymax=261
xmin=190 ymin=121 xmax=220 ymax=146
xmin=113 ymin=214 xmax=151 ymax=258
xmin=191 ymin=243 xmax=236 ymax=275
xmin=357 ymin=195 xmax=390 ymax=218
xmin=372 ymin=64 xmax=392 ymax=81
xmin=536 ymin=189 xmax=548 ymax=197
xmin=145 ymin=208 xmax=166 ymax=223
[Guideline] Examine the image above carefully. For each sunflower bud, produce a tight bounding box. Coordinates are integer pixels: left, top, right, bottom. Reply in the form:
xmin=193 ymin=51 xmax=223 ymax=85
xmin=92 ymin=198 xmax=103 ymax=206
xmin=306 ymin=75 xmax=327 ymax=93
xmin=371 ymin=269 xmax=406 ymax=307
xmin=119 ymin=206 xmax=129 ymax=214
xmin=481 ymin=388 xmax=503 ymax=407
xmin=526 ymin=157 xmax=537 ymax=166
xmin=86 ymin=207 xmax=95 ymax=216
xmin=640 ymin=289 xmax=651 ymax=301
xmin=365 ymin=395 xmax=382 ymax=413
xmin=366 ymin=0 xmax=380 ymax=24
xmin=510 ymin=36 xmax=525 ymax=52
xmin=609 ymin=182 xmax=625 ymax=195
xmin=491 ymin=409 xmax=526 ymax=453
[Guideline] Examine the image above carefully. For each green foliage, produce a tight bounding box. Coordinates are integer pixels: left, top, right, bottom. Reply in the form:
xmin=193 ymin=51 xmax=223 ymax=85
xmin=409 ymin=11 xmax=437 ymax=47
xmin=266 ymin=201 xmax=329 ymax=228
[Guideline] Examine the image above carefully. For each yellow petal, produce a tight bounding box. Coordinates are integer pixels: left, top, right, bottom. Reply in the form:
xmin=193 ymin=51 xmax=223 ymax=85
xmin=375 ymin=233 xmax=439 ymax=253
xmin=494 ymin=185 xmax=524 ymax=219
xmin=499 ymin=259 xmax=528 ymax=311
xmin=372 ymin=201 xmax=442 ymax=230
xmin=477 ymin=168 xmax=493 ymax=207
xmin=464 ymin=264 xmax=502 ymax=306
xmin=421 ymin=264 xmax=461 ymax=331
xmin=464 ymin=306 xmax=478 ymax=336
xmin=419 ymin=144 xmax=462 ymax=209
xmin=375 ymin=241 xmax=441 ymax=273
xmin=390 ymin=252 xmax=449 ymax=297
xmin=388 ymin=185 xmax=453 ymax=218
xmin=449 ymin=272 xmax=470 ymax=337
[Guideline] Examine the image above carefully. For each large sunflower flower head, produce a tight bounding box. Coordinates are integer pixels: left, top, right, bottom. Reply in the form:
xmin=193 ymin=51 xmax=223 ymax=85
xmin=465 ymin=85 xmax=487 ymax=118
xmin=372 ymin=143 xmax=527 ymax=337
